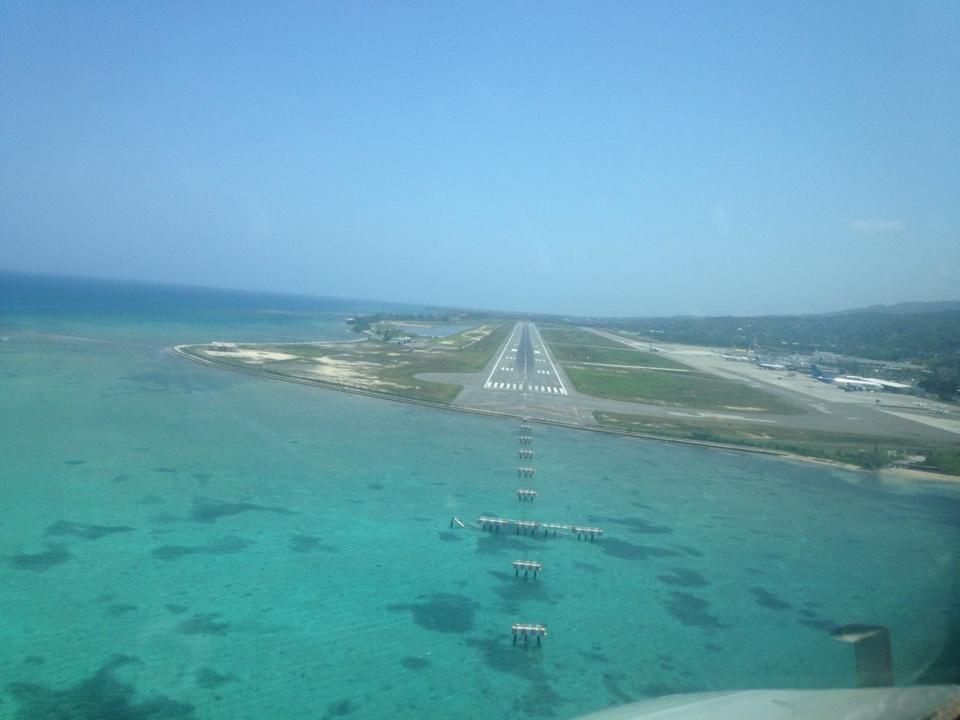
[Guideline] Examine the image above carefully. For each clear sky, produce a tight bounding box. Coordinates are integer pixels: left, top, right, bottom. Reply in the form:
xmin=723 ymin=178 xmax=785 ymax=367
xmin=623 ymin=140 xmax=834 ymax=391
xmin=1 ymin=2 xmax=958 ymax=316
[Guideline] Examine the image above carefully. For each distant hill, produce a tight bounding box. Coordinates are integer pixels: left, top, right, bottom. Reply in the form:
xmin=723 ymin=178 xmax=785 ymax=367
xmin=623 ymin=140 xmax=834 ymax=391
xmin=824 ymin=301 xmax=960 ymax=316
xmin=595 ymin=307 xmax=960 ymax=363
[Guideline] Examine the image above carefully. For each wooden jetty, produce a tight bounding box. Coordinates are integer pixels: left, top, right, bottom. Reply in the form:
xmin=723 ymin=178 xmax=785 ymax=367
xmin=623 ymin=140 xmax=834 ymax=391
xmin=516 ymin=488 xmax=538 ymax=501
xmin=573 ymin=525 xmax=604 ymax=541
xmin=518 ymin=449 xmax=534 ymax=460
xmin=518 ymin=435 xmax=533 ymax=445
xmin=517 ymin=466 xmax=535 ymax=478
xmin=540 ymin=522 xmax=571 ymax=538
xmin=512 ymin=560 xmax=542 ymax=578
xmin=512 ymin=623 xmax=547 ymax=645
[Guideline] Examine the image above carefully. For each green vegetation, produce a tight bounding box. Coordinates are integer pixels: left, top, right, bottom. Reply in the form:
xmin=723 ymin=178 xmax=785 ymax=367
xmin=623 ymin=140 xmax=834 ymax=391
xmin=548 ymin=343 xmax=688 ymax=369
xmin=593 ymin=411 xmax=960 ymax=475
xmin=347 ymin=310 xmax=482 ymax=335
xmin=540 ymin=325 xmax=802 ymax=414
xmin=541 ymin=327 xmax=686 ymax=369
xmin=564 ymin=364 xmax=803 ymax=413
xmin=919 ymin=356 xmax=960 ymax=401
xmin=375 ymin=324 xmax=511 ymax=403
xmin=182 ymin=323 xmax=511 ymax=406
xmin=539 ymin=326 xmax=626 ymax=348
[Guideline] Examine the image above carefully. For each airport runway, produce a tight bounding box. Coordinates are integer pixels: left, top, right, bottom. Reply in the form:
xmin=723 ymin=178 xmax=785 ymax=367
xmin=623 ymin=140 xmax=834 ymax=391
xmin=427 ymin=323 xmax=960 ymax=442
xmin=481 ymin=322 xmax=568 ymax=396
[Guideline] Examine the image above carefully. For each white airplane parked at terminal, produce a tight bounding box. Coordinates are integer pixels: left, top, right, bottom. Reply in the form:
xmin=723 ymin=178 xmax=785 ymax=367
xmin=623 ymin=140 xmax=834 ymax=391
xmin=831 ymin=375 xmax=912 ymax=392
xmin=757 ymin=362 xmax=786 ymax=371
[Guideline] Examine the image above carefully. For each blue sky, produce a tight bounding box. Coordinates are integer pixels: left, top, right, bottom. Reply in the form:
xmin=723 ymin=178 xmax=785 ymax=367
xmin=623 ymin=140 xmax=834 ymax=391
xmin=1 ymin=2 xmax=958 ymax=316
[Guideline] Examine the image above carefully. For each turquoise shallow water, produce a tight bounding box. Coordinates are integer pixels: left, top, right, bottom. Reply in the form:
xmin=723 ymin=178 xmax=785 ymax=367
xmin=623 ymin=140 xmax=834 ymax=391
xmin=1 ymin=273 xmax=958 ymax=719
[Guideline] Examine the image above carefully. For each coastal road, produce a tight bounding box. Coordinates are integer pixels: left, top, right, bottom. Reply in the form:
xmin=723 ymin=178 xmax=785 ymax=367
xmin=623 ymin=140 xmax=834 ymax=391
xmin=482 ymin=322 xmax=568 ymax=395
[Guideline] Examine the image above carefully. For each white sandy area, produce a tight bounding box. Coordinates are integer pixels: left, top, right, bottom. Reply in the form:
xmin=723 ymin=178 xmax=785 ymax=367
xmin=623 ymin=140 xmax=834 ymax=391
xmin=438 ymin=324 xmax=493 ymax=347
xmin=774 ymin=453 xmax=960 ymax=486
xmin=880 ymin=466 xmax=960 ymax=485
xmin=302 ymin=356 xmax=409 ymax=389
xmin=203 ymin=349 xmax=297 ymax=362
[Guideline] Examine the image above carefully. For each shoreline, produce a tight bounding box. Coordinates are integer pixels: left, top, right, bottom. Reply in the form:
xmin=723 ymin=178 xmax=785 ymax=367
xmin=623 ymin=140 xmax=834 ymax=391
xmin=171 ymin=345 xmax=960 ymax=488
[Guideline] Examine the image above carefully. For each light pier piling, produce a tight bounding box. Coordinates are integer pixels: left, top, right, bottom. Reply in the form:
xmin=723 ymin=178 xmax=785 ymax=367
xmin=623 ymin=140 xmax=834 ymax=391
xmin=573 ymin=525 xmax=604 ymax=541
xmin=518 ymin=449 xmax=534 ymax=460
xmin=512 ymin=560 xmax=542 ymax=578
xmin=517 ymin=467 xmax=535 ymax=478
xmin=519 ymin=435 xmax=533 ymax=445
xmin=516 ymin=488 xmax=538 ymax=501
xmin=479 ymin=516 xmax=511 ymax=532
xmin=512 ymin=623 xmax=547 ymax=645
xmin=476 ymin=517 xmax=602 ymax=538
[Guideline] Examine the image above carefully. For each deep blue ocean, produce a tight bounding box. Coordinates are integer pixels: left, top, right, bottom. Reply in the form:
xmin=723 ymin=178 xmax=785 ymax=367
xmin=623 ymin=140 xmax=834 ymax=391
xmin=1 ymin=271 xmax=958 ymax=719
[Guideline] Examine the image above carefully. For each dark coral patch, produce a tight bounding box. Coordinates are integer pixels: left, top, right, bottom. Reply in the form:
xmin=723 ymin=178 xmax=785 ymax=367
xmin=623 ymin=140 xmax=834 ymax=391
xmin=386 ymin=593 xmax=478 ymax=634
xmin=511 ymin=681 xmax=563 ymax=717
xmin=592 ymin=515 xmax=673 ymax=535
xmin=151 ymin=535 xmax=253 ymax=560
xmin=657 ymin=568 xmax=710 ymax=588
xmin=64 ymin=460 xmax=86 ymax=466
xmin=799 ymin=617 xmax=836 ymax=631
xmin=105 ymin=604 xmax=138 ymax=617
xmin=196 ymin=668 xmax=237 ymax=689
xmin=751 ymin=587 xmax=792 ymax=611
xmin=465 ymin=636 xmax=546 ymax=680
xmin=437 ymin=531 xmax=462 ymax=542
xmin=178 ymin=613 xmax=229 ymax=636
xmin=475 ymin=533 xmax=546 ymax=557
xmin=400 ymin=656 xmax=431 ymax=671
xmin=45 ymin=520 xmax=135 ymax=540
xmin=189 ymin=497 xmax=296 ymax=523
xmin=289 ymin=535 xmax=338 ymax=553
xmin=325 ymin=698 xmax=354 ymax=716
xmin=290 ymin=535 xmax=320 ymax=553
xmin=600 ymin=539 xmax=683 ymax=561
xmin=6 ymin=655 xmax=194 ymax=719
xmin=7 ymin=543 xmax=72 ymax=572
xmin=664 ymin=592 xmax=726 ymax=630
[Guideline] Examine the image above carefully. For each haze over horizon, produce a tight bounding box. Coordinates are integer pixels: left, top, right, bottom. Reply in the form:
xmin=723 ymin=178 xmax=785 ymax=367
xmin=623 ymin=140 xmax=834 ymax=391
xmin=2 ymin=2 xmax=958 ymax=317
